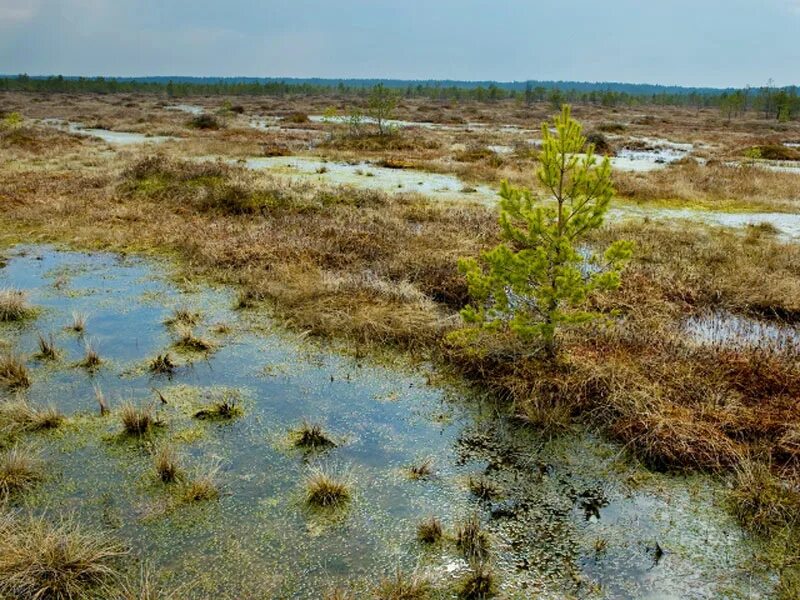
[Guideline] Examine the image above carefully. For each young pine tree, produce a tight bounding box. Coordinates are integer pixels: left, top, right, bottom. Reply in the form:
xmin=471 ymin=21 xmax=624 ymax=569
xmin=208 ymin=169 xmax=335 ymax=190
xmin=458 ymin=105 xmax=633 ymax=358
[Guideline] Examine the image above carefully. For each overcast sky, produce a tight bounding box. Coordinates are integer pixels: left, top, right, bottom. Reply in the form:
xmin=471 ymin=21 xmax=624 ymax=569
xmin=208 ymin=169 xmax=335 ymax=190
xmin=1 ymin=0 xmax=798 ymax=87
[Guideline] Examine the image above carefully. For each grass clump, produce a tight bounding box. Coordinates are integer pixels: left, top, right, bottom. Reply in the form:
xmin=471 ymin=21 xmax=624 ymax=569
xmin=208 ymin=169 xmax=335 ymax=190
xmin=187 ymin=114 xmax=219 ymax=130
xmin=181 ymin=466 xmax=219 ymax=502
xmin=0 ymin=511 xmax=126 ymax=600
xmin=193 ymin=392 xmax=242 ymax=421
xmin=455 ymin=514 xmax=491 ymax=563
xmin=0 ymin=446 xmax=43 ymax=499
xmin=291 ymin=420 xmax=336 ymax=450
xmin=468 ymin=474 xmax=500 ymax=500
xmin=304 ymin=466 xmax=351 ymax=509
xmin=0 ymin=400 xmax=64 ymax=437
xmin=0 ymin=288 xmax=36 ymax=321
xmin=416 ymin=516 xmax=443 ymax=545
xmin=149 ymin=353 xmax=176 ymax=375
xmin=152 ymin=445 xmax=182 ymax=484
xmin=458 ymin=562 xmax=497 ymax=599
xmin=80 ymin=341 xmax=102 ymax=370
xmin=164 ymin=307 xmax=200 ymax=327
xmin=68 ymin=311 xmax=87 ymax=333
xmin=0 ymin=352 xmax=31 ymax=389
xmin=730 ymin=460 xmax=800 ymax=535
xmin=173 ymin=325 xmax=216 ymax=352
xmin=35 ymin=332 xmax=59 ymax=360
xmin=375 ymin=568 xmax=431 ymax=600
xmin=408 ymin=457 xmax=434 ymax=480
xmin=120 ymin=402 xmax=159 ymax=436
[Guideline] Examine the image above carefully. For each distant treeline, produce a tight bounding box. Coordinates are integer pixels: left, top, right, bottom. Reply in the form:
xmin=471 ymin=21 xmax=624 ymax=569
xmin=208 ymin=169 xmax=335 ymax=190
xmin=1 ymin=74 xmax=798 ymax=119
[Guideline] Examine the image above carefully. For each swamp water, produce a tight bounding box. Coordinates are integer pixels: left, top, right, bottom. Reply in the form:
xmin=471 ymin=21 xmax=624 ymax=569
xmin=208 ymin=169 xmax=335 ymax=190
xmin=0 ymin=246 xmax=776 ymax=599
xmin=41 ymin=118 xmax=178 ymax=145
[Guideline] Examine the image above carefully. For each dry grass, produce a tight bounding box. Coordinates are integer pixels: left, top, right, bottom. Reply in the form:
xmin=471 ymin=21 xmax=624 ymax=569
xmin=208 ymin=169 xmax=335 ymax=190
xmin=173 ymin=325 xmax=216 ymax=353
xmin=468 ymin=475 xmax=500 ymax=500
xmin=458 ymin=562 xmax=497 ymax=599
xmin=375 ymin=568 xmax=431 ymax=600
xmin=192 ymin=392 xmax=242 ymax=421
xmin=455 ymin=514 xmax=491 ymax=563
xmin=0 ymin=511 xmax=126 ymax=600
xmin=0 ymin=288 xmax=36 ymax=321
xmin=0 ymin=352 xmax=31 ymax=389
xmin=69 ymin=311 xmax=87 ymax=333
xmin=0 ymin=400 xmax=63 ymax=438
xmin=80 ymin=341 xmax=102 ymax=370
xmin=164 ymin=307 xmax=200 ymax=327
xmin=408 ymin=457 xmax=434 ymax=480
xmin=181 ymin=466 xmax=220 ymax=502
xmin=416 ymin=516 xmax=443 ymax=544
xmin=149 ymin=353 xmax=176 ymax=375
xmin=304 ymin=466 xmax=351 ymax=508
xmin=35 ymin=332 xmax=59 ymax=360
xmin=120 ymin=402 xmax=158 ymax=436
xmin=152 ymin=445 xmax=182 ymax=484
xmin=0 ymin=446 xmax=43 ymax=498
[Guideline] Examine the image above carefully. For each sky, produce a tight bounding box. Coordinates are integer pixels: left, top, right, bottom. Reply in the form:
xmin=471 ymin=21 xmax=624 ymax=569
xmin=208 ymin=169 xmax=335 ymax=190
xmin=1 ymin=0 xmax=798 ymax=88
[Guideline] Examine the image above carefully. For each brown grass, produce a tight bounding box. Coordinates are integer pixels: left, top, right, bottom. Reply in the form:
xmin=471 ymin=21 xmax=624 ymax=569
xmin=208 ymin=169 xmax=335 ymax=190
xmin=120 ymin=402 xmax=158 ymax=436
xmin=0 ymin=352 xmax=31 ymax=389
xmin=0 ymin=446 xmax=43 ymax=498
xmin=0 ymin=511 xmax=126 ymax=600
xmin=0 ymin=288 xmax=36 ymax=321
xmin=375 ymin=568 xmax=431 ymax=600
xmin=304 ymin=466 xmax=351 ymax=508
xmin=0 ymin=400 xmax=63 ymax=438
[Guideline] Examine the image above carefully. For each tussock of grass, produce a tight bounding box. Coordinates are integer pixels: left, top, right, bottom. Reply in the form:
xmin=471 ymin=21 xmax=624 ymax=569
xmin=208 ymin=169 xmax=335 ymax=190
xmin=730 ymin=460 xmax=800 ymax=535
xmin=68 ymin=311 xmax=87 ymax=333
xmin=35 ymin=332 xmax=59 ymax=360
xmin=164 ymin=307 xmax=200 ymax=327
xmin=458 ymin=562 xmax=497 ymax=599
xmin=193 ymin=393 xmax=242 ymax=420
xmin=152 ymin=445 xmax=182 ymax=484
xmin=0 ymin=400 xmax=63 ymax=437
xmin=0 ymin=352 xmax=31 ymax=389
xmin=455 ymin=514 xmax=491 ymax=563
xmin=0 ymin=446 xmax=43 ymax=498
xmin=291 ymin=420 xmax=336 ymax=450
xmin=120 ymin=402 xmax=159 ymax=436
xmin=80 ymin=342 xmax=102 ymax=370
xmin=0 ymin=512 xmax=126 ymax=600
xmin=304 ymin=466 xmax=351 ymax=508
xmin=416 ymin=516 xmax=443 ymax=544
xmin=173 ymin=325 xmax=216 ymax=352
xmin=0 ymin=288 xmax=36 ymax=321
xmin=468 ymin=475 xmax=500 ymax=500
xmin=375 ymin=568 xmax=431 ymax=600
xmin=408 ymin=457 xmax=434 ymax=480
xmin=149 ymin=353 xmax=176 ymax=375
xmin=181 ymin=467 xmax=219 ymax=502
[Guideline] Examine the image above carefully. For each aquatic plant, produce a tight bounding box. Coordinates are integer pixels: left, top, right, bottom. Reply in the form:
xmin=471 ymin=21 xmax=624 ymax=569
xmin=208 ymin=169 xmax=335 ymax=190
xmin=408 ymin=456 xmax=434 ymax=480
xmin=0 ymin=446 xmax=43 ymax=498
xmin=120 ymin=402 xmax=159 ymax=436
xmin=35 ymin=332 xmax=59 ymax=360
xmin=94 ymin=385 xmax=110 ymax=416
xmin=455 ymin=514 xmax=491 ymax=563
xmin=416 ymin=516 xmax=443 ymax=544
xmin=152 ymin=445 xmax=182 ymax=484
xmin=0 ymin=288 xmax=36 ymax=321
xmin=0 ymin=511 xmax=126 ymax=600
xmin=375 ymin=568 xmax=431 ymax=600
xmin=304 ymin=466 xmax=351 ymax=508
xmin=149 ymin=353 xmax=176 ymax=375
xmin=291 ymin=420 xmax=336 ymax=450
xmin=0 ymin=352 xmax=31 ymax=389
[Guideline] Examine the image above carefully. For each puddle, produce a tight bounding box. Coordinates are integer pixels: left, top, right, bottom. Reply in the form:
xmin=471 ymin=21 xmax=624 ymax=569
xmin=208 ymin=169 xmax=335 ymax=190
xmin=0 ymin=245 xmax=776 ymax=598
xmin=683 ymin=310 xmax=800 ymax=350
xmin=41 ymin=119 xmax=178 ymax=145
xmin=242 ymin=156 xmax=496 ymax=199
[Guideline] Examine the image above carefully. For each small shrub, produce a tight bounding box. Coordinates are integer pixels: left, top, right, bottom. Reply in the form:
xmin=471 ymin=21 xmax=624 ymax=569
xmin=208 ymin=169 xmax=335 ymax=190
xmin=0 ymin=446 xmax=43 ymax=498
xmin=0 ymin=353 xmax=31 ymax=389
xmin=0 ymin=512 xmax=126 ymax=600
xmin=291 ymin=420 xmax=336 ymax=450
xmin=416 ymin=516 xmax=443 ymax=544
xmin=304 ymin=466 xmax=351 ymax=508
xmin=0 ymin=288 xmax=35 ymax=321
xmin=188 ymin=114 xmax=219 ymax=130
